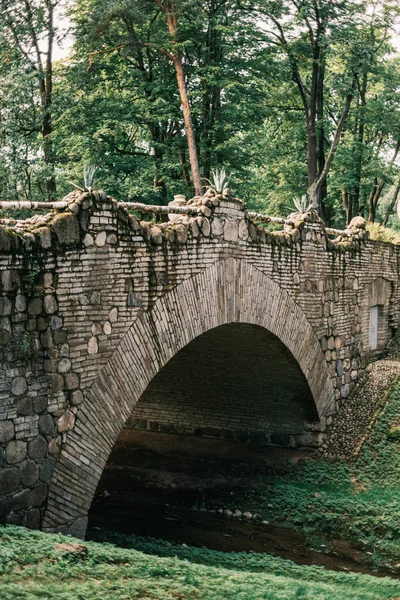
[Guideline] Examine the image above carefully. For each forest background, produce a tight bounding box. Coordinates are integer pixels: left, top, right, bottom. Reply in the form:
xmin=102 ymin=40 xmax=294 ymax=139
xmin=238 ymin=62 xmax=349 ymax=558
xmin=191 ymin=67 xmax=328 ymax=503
xmin=1 ymin=0 xmax=400 ymax=228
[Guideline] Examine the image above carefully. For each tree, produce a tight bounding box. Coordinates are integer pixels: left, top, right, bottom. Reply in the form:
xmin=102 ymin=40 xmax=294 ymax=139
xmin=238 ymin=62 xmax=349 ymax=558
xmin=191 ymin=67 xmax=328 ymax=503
xmin=258 ymin=0 xmax=365 ymax=218
xmin=0 ymin=0 xmax=63 ymax=199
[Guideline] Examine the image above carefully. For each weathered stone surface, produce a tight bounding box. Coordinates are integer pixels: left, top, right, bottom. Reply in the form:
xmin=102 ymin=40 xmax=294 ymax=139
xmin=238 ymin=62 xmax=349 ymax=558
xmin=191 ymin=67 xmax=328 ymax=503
xmin=70 ymin=390 xmax=84 ymax=406
xmin=109 ymin=308 xmax=118 ymax=323
xmin=95 ymin=231 xmax=107 ymax=247
xmin=23 ymin=508 xmax=40 ymax=529
xmin=50 ymin=316 xmax=63 ymax=330
xmin=0 ymin=468 xmax=20 ymax=494
xmin=44 ymin=294 xmax=58 ymax=315
xmin=40 ymin=457 xmax=55 ymax=483
xmin=0 ymin=421 xmax=14 ymax=443
xmin=57 ymin=358 xmax=71 ymax=373
xmin=0 ymin=228 xmax=11 ymax=252
xmin=65 ymin=373 xmax=79 ymax=390
xmin=0 ymin=496 xmax=13 ymax=517
xmin=0 ymin=190 xmax=399 ymax=535
xmin=87 ymin=337 xmax=98 ymax=355
xmin=52 ymin=213 xmax=80 ymax=246
xmin=20 ymin=460 xmax=39 ymax=487
xmin=37 ymin=227 xmax=52 ymax=249
xmin=0 ymin=296 xmax=12 ymax=316
xmin=17 ymin=397 xmax=33 ymax=416
xmin=58 ymin=410 xmax=75 ymax=432
xmin=32 ymin=482 xmax=48 ymax=507
xmin=28 ymin=298 xmax=43 ymax=316
xmin=11 ymin=376 xmax=28 ymax=396
xmin=211 ymin=217 xmax=224 ymax=237
xmin=28 ymin=436 xmax=47 ymax=460
xmin=6 ymin=440 xmax=27 ymax=464
xmin=238 ymin=219 xmax=249 ymax=240
xmin=48 ymin=437 xmax=62 ymax=456
xmin=224 ymin=220 xmax=238 ymax=242
xmin=13 ymin=489 xmax=32 ymax=511
xmin=39 ymin=414 xmax=55 ymax=436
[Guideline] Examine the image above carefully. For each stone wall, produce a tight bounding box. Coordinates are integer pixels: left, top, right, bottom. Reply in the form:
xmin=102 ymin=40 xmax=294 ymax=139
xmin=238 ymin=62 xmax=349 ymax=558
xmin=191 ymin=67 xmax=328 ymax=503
xmin=0 ymin=189 xmax=398 ymax=536
xmin=128 ymin=323 xmax=320 ymax=448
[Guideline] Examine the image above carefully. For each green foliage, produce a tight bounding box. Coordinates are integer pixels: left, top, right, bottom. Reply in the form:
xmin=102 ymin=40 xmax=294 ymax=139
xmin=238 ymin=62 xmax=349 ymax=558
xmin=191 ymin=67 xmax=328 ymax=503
xmin=387 ymin=426 xmax=400 ymax=441
xmin=1 ymin=525 xmax=400 ymax=599
xmin=366 ymin=222 xmax=400 ymax=243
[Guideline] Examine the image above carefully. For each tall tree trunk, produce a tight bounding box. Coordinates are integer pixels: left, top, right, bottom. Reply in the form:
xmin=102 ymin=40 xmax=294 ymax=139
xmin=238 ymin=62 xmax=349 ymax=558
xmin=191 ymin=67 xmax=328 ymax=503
xmin=383 ymin=178 xmax=400 ymax=227
xmin=163 ymin=1 xmax=202 ymax=196
xmin=368 ymin=139 xmax=400 ymax=222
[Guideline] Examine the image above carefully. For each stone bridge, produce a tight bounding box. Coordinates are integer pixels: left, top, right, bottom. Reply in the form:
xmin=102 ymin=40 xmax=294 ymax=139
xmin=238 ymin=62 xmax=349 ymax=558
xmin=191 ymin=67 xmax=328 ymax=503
xmin=0 ymin=190 xmax=398 ymax=538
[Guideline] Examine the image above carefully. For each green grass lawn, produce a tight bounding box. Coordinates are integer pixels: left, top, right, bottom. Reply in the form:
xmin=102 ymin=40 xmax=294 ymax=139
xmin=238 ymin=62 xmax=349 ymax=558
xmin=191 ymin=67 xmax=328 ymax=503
xmin=1 ymin=525 xmax=400 ymax=600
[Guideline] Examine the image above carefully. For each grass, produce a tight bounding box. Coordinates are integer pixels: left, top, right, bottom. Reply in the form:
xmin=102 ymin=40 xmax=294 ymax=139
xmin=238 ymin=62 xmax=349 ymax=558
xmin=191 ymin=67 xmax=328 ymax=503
xmin=1 ymin=525 xmax=400 ymax=599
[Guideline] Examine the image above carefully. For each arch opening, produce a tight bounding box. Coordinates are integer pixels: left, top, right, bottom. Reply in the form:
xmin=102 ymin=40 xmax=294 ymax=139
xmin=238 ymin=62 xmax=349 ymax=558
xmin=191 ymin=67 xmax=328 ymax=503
xmin=44 ymin=258 xmax=335 ymax=537
xmin=87 ymin=323 xmax=322 ymax=540
xmin=127 ymin=323 xmax=320 ymax=447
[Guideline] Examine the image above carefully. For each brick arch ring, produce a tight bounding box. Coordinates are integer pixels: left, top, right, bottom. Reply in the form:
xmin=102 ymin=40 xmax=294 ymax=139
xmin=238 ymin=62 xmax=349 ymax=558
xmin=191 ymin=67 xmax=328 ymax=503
xmin=43 ymin=257 xmax=335 ymax=537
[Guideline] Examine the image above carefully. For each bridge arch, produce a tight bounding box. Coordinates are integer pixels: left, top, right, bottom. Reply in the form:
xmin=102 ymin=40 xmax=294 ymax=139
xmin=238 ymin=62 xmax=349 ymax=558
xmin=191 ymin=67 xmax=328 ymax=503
xmin=43 ymin=258 xmax=335 ymax=537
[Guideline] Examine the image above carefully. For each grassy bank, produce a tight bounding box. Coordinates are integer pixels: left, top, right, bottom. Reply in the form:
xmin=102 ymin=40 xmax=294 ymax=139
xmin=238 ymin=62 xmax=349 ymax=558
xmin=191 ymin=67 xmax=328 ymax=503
xmin=2 ymin=525 xmax=400 ymax=599
xmin=177 ymin=378 xmax=400 ymax=571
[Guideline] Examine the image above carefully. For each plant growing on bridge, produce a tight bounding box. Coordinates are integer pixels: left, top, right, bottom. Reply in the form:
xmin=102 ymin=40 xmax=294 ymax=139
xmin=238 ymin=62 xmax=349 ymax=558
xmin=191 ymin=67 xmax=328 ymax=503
xmin=293 ymin=195 xmax=314 ymax=214
xmin=68 ymin=166 xmax=97 ymax=193
xmin=205 ymin=168 xmax=231 ymax=195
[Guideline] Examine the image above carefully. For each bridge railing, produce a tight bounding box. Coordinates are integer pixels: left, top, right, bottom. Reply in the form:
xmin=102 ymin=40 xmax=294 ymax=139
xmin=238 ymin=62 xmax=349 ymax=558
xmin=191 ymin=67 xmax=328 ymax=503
xmin=0 ymin=198 xmax=356 ymax=238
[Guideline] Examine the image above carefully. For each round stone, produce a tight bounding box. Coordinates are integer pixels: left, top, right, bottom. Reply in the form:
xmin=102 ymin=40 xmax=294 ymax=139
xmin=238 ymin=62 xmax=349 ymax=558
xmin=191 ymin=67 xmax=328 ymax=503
xmin=28 ymin=298 xmax=43 ymax=316
xmin=0 ymin=496 xmax=12 ymax=517
xmin=0 ymin=421 xmax=14 ymax=443
xmin=95 ymin=231 xmax=107 ymax=247
xmin=44 ymin=294 xmax=58 ymax=315
xmin=28 ymin=435 xmax=47 ymax=460
xmin=20 ymin=460 xmax=39 ymax=486
xmin=0 ymin=330 xmax=10 ymax=345
xmin=65 ymin=373 xmax=79 ymax=390
xmin=17 ymin=397 xmax=33 ymax=416
xmin=11 ymin=376 xmax=28 ymax=396
xmin=57 ymin=358 xmax=71 ymax=374
xmin=50 ymin=316 xmax=63 ymax=330
xmin=52 ymin=374 xmax=64 ymax=393
xmin=109 ymin=308 xmax=118 ymax=323
xmin=0 ymin=468 xmax=20 ymax=493
xmin=103 ymin=321 xmax=112 ymax=335
xmin=70 ymin=390 xmax=84 ymax=406
xmin=0 ymin=297 xmax=12 ymax=316
xmin=88 ymin=337 xmax=98 ymax=355
xmin=91 ymin=323 xmax=102 ymax=336
xmin=39 ymin=414 xmax=55 ymax=436
xmin=107 ymin=234 xmax=117 ymax=244
xmin=83 ymin=233 xmax=94 ymax=247
xmin=13 ymin=489 xmax=32 ymax=511
xmin=6 ymin=440 xmax=27 ymax=464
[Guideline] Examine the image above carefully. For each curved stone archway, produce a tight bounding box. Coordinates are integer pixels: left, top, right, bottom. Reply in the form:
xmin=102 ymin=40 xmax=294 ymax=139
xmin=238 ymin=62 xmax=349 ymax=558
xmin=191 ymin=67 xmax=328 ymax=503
xmin=43 ymin=258 xmax=335 ymax=537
